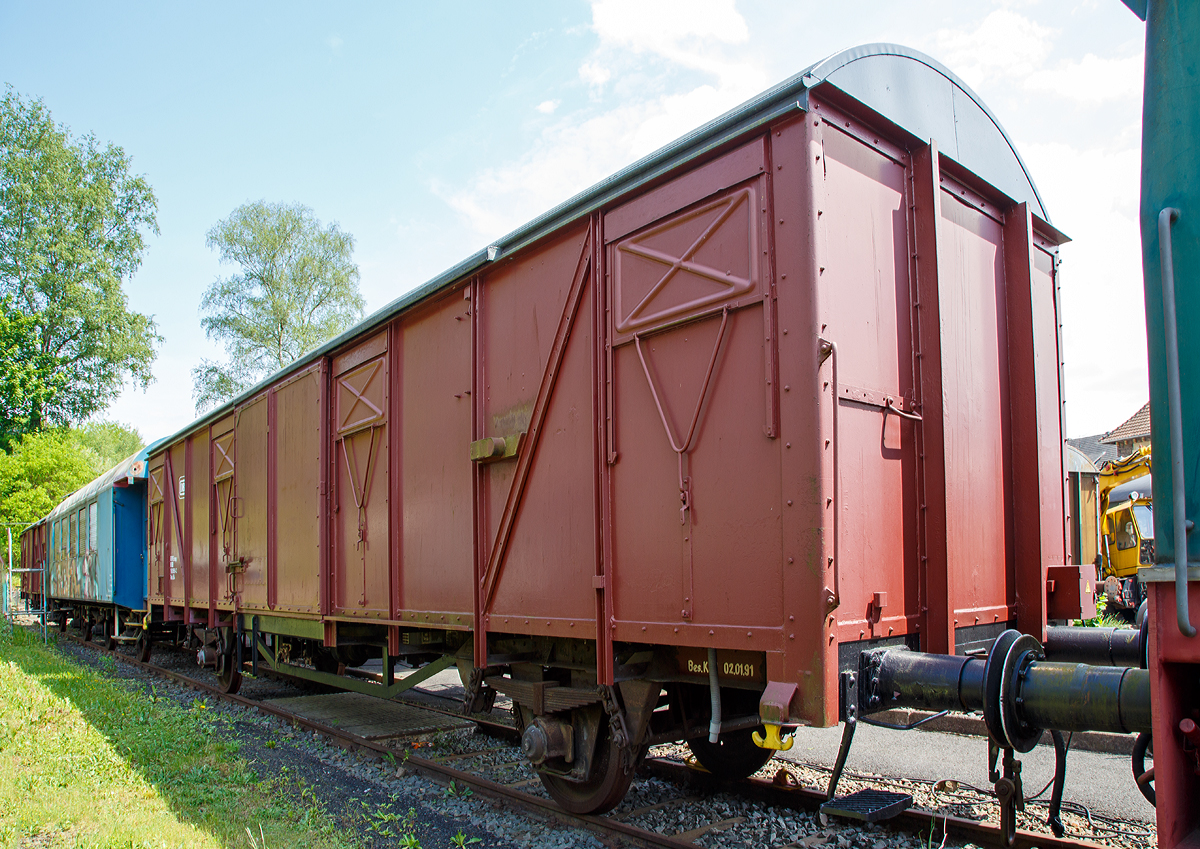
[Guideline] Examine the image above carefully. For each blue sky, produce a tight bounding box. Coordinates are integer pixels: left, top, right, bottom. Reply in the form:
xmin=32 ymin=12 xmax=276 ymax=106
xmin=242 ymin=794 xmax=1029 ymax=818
xmin=1 ymin=1 xmax=1146 ymax=440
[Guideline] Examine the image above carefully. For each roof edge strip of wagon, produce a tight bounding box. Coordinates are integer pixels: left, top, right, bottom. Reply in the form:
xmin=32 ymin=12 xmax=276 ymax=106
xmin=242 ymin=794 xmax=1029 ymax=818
xmin=1031 ymin=214 xmax=1071 ymax=247
xmin=807 ymin=42 xmax=1051 ymax=224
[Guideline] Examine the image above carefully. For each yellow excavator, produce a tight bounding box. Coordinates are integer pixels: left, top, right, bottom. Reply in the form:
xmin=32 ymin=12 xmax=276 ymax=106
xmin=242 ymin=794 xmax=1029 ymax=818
xmin=1096 ymin=446 xmax=1153 ymax=619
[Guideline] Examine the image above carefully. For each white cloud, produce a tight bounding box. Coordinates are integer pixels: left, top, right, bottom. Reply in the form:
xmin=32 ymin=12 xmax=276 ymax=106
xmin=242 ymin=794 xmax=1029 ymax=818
xmin=1025 ymin=52 xmax=1143 ymax=103
xmin=579 ymin=60 xmax=612 ymax=91
xmin=327 ymin=34 xmax=344 ymax=52
xmin=591 ymin=0 xmax=749 ymax=53
xmin=436 ymin=99 xmax=658 ymax=239
xmin=589 ymin=0 xmax=762 ymax=97
xmin=437 ymin=0 xmax=769 ymax=242
xmin=535 ymin=99 xmax=560 ymax=115
xmin=926 ymin=9 xmax=1055 ymax=89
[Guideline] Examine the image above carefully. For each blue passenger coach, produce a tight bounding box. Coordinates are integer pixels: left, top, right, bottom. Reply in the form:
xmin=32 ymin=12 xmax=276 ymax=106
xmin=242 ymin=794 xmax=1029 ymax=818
xmin=45 ymin=446 xmax=154 ymax=645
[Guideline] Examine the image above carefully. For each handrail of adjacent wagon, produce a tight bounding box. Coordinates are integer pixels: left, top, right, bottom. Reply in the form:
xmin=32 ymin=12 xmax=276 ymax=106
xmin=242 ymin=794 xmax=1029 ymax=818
xmin=1158 ymin=206 xmax=1196 ymax=637
xmin=819 ymin=337 xmax=840 ymax=608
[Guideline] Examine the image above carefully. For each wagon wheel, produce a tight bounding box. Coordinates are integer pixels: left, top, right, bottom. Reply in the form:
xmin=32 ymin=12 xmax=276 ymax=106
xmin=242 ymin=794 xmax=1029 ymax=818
xmin=688 ymin=726 xmax=774 ymax=778
xmin=217 ymin=654 xmax=243 ymax=695
xmin=58 ymin=613 xmax=68 ymax=633
xmin=338 ymin=644 xmax=369 ymax=668
xmin=538 ymin=719 xmax=638 ymax=815
xmin=136 ymin=632 xmax=153 ymax=663
xmin=682 ymin=685 xmax=773 ymax=779
xmin=313 ymin=648 xmax=340 ymax=675
xmin=1132 ymin=732 xmax=1155 ymax=806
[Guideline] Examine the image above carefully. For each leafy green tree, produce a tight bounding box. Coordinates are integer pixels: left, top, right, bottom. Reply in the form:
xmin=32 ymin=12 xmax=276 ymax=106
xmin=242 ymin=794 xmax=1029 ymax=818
xmin=0 ymin=422 xmax=142 ymax=532
xmin=192 ymin=201 xmax=364 ymax=412
xmin=0 ymin=297 xmax=62 ymax=448
xmin=0 ymin=430 xmax=98 ymax=531
xmin=0 ymin=87 xmax=161 ymax=448
xmin=76 ymin=420 xmax=144 ymax=471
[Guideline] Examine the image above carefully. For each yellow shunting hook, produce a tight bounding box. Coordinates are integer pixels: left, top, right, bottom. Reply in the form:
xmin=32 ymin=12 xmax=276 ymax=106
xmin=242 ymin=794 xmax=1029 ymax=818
xmin=752 ymin=723 xmax=795 ymax=750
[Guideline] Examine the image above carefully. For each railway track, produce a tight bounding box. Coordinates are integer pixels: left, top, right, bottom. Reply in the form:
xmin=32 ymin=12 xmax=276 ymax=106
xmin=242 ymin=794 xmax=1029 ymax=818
xmin=50 ymin=628 xmax=1146 ymax=849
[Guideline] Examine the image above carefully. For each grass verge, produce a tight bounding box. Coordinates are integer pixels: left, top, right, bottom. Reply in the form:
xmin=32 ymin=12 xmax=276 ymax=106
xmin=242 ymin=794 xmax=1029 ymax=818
xmin=0 ymin=624 xmax=357 ymax=848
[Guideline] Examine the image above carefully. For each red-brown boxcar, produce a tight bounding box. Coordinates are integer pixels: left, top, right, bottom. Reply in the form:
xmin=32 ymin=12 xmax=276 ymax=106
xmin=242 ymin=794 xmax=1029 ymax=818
xmin=16 ymin=519 xmax=46 ymax=605
xmin=143 ymin=44 xmax=1072 ymax=812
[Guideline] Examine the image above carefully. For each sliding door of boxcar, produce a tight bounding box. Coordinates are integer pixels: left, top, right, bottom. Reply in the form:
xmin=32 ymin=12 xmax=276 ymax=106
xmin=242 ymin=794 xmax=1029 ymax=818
xmin=188 ymin=430 xmax=210 ymax=614
xmin=934 ymin=184 xmax=1015 ymax=636
xmin=272 ymin=365 xmax=322 ymax=613
xmin=475 ymin=226 xmax=597 ymax=638
xmin=148 ymin=458 xmax=166 ymax=603
xmin=333 ymin=334 xmax=389 ymax=618
xmin=162 ymin=442 xmax=188 ymax=610
xmin=816 ymin=123 xmax=919 ymax=645
xmin=606 ymin=138 xmax=782 ymax=647
xmin=235 ymin=397 xmax=269 ymax=609
xmin=400 ymin=294 xmax=474 ymax=624
xmin=210 ymin=417 xmax=236 ymax=610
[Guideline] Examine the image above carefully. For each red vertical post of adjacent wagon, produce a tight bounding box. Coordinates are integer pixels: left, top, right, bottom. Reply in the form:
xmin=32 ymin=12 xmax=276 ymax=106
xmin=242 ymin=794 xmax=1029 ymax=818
xmin=911 ymin=142 xmax=954 ymax=655
xmin=1003 ymin=202 xmax=1064 ymax=641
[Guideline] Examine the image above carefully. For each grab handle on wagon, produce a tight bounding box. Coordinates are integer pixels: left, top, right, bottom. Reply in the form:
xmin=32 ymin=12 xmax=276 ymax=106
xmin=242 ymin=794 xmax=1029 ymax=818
xmin=1158 ymin=206 xmax=1195 ymax=638
xmin=819 ymin=337 xmax=841 ymax=611
xmin=883 ymin=396 xmax=922 ymax=422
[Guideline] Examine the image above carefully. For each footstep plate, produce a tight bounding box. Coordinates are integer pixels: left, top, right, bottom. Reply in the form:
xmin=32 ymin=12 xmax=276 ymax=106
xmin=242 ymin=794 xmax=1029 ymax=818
xmin=820 ymin=789 xmax=913 ymax=823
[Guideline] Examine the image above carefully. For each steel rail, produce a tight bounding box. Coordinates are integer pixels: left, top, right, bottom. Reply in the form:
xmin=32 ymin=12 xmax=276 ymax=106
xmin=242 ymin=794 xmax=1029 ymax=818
xmin=61 ymin=632 xmax=1125 ymax=849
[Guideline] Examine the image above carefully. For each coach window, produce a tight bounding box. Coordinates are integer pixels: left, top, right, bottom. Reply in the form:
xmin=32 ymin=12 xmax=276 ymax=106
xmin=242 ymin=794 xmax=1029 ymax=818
xmin=69 ymin=512 xmax=76 ymax=561
xmin=77 ymin=508 xmax=85 ymax=561
xmin=89 ymin=502 xmax=98 ymax=553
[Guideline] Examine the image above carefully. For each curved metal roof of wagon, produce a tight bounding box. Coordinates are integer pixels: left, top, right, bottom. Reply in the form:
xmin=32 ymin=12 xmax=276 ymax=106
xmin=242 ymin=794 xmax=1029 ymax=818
xmin=150 ymin=43 xmax=1052 ymax=449
xmin=1067 ymin=445 xmax=1100 ymax=475
xmin=46 ymin=443 xmax=158 ymax=524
